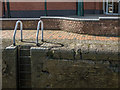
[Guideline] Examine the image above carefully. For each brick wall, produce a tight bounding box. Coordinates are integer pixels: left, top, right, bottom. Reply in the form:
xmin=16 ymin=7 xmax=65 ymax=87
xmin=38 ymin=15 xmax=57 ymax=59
xmin=10 ymin=2 xmax=45 ymax=10
xmin=42 ymin=19 xmax=119 ymax=36
xmin=84 ymin=2 xmax=103 ymax=10
xmin=9 ymin=2 xmax=76 ymax=11
xmin=8 ymin=2 xmax=103 ymax=11
xmin=2 ymin=2 xmax=103 ymax=17
xmin=2 ymin=18 xmax=119 ymax=36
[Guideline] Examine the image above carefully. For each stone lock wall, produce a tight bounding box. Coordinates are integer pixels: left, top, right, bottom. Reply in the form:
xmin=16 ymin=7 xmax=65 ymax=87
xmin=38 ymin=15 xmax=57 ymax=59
xmin=30 ymin=45 xmax=119 ymax=88
xmin=2 ymin=43 xmax=120 ymax=88
xmin=1 ymin=18 xmax=120 ymax=36
xmin=1 ymin=17 xmax=120 ymax=88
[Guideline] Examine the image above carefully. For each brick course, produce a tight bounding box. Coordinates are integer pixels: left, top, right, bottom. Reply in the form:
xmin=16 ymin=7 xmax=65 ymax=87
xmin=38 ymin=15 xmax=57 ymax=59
xmin=2 ymin=19 xmax=120 ymax=36
xmin=6 ymin=2 xmax=103 ymax=11
xmin=42 ymin=19 xmax=119 ymax=36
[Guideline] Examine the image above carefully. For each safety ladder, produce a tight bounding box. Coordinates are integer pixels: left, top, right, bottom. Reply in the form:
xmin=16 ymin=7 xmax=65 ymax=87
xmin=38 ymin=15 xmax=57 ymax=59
xmin=13 ymin=19 xmax=44 ymax=88
xmin=13 ymin=19 xmax=44 ymax=46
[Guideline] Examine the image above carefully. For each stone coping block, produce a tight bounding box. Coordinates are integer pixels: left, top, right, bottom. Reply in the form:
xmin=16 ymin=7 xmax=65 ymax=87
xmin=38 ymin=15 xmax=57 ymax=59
xmin=31 ymin=47 xmax=75 ymax=60
xmin=81 ymin=44 xmax=119 ymax=60
xmin=30 ymin=44 xmax=119 ymax=61
xmin=31 ymin=47 xmax=49 ymax=54
xmin=51 ymin=48 xmax=75 ymax=60
xmin=30 ymin=47 xmax=49 ymax=63
xmin=1 ymin=16 xmax=119 ymax=21
xmin=5 ymin=45 xmax=17 ymax=50
xmin=2 ymin=45 xmax=18 ymax=88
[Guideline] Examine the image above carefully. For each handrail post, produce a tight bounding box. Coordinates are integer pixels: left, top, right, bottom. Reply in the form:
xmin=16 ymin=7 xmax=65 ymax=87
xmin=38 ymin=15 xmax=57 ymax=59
xmin=36 ymin=20 xmax=44 ymax=46
xmin=13 ymin=20 xmax=23 ymax=46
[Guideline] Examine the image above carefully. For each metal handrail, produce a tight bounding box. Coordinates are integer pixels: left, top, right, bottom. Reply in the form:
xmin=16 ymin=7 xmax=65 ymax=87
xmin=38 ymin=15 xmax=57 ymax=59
xmin=13 ymin=20 xmax=23 ymax=46
xmin=36 ymin=20 xmax=44 ymax=46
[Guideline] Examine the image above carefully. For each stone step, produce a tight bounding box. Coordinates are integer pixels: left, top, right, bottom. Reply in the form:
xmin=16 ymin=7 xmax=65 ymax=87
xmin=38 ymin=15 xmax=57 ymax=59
xmin=19 ymin=79 xmax=31 ymax=88
xmin=19 ymin=73 xmax=31 ymax=80
xmin=20 ymin=71 xmax=31 ymax=74
xmin=19 ymin=64 xmax=31 ymax=72
xmin=19 ymin=56 xmax=31 ymax=64
xmin=20 ymin=45 xmax=32 ymax=50
xmin=19 ymin=85 xmax=31 ymax=88
xmin=20 ymin=49 xmax=30 ymax=56
xmin=18 ymin=46 xmax=32 ymax=88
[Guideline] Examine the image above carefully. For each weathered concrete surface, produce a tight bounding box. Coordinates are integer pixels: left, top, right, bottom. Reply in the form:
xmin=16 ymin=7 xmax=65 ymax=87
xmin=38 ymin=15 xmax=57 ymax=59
xmin=2 ymin=46 xmax=17 ymax=89
xmin=31 ymin=59 xmax=119 ymax=88
xmin=31 ymin=46 xmax=119 ymax=88
xmin=2 ymin=39 xmax=13 ymax=50
xmin=31 ymin=47 xmax=49 ymax=88
xmin=51 ymin=47 xmax=75 ymax=60
xmin=73 ymin=43 xmax=119 ymax=60
xmin=2 ymin=37 xmax=119 ymax=88
xmin=47 ymin=39 xmax=119 ymax=61
xmin=42 ymin=60 xmax=119 ymax=88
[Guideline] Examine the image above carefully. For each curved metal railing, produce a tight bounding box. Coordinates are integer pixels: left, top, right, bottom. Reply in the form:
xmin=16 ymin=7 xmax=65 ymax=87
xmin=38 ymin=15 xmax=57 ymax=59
xmin=13 ymin=20 xmax=23 ymax=46
xmin=13 ymin=20 xmax=43 ymax=46
xmin=36 ymin=20 xmax=44 ymax=46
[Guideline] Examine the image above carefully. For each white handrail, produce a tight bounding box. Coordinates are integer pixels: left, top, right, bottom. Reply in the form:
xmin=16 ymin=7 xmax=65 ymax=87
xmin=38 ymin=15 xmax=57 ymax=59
xmin=13 ymin=20 xmax=23 ymax=46
xmin=36 ymin=20 xmax=44 ymax=46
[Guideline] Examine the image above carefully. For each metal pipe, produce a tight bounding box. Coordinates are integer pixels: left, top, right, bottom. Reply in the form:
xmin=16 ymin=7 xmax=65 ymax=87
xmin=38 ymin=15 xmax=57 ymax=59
xmin=13 ymin=20 xmax=23 ymax=46
xmin=78 ymin=0 xmax=84 ymax=16
xmin=36 ymin=20 xmax=44 ymax=46
xmin=6 ymin=0 xmax=11 ymax=18
xmin=82 ymin=1 xmax=84 ymax=16
xmin=106 ymin=0 xmax=108 ymax=14
xmin=45 ymin=0 xmax=47 ymax=16
xmin=78 ymin=0 xmax=81 ymax=16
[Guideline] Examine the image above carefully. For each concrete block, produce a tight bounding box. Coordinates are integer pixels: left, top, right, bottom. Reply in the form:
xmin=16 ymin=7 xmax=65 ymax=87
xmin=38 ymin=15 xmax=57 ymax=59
xmin=82 ymin=44 xmax=119 ymax=60
xmin=31 ymin=59 xmax=119 ymax=88
xmin=31 ymin=47 xmax=49 ymax=88
xmin=31 ymin=47 xmax=49 ymax=61
xmin=52 ymin=48 xmax=75 ymax=60
xmin=2 ymin=46 xmax=17 ymax=88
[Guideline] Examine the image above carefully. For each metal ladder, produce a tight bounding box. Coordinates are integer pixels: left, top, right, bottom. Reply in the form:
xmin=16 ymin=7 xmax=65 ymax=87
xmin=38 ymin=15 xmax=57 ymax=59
xmin=13 ymin=19 xmax=44 ymax=46
xmin=36 ymin=20 xmax=44 ymax=46
xmin=13 ymin=20 xmax=23 ymax=46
